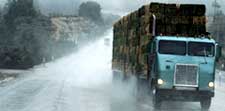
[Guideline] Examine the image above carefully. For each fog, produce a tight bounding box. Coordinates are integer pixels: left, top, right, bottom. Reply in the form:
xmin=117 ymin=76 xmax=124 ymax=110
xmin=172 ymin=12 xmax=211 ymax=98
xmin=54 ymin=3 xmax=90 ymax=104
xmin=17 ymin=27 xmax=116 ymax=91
xmin=33 ymin=0 xmax=225 ymax=15
xmin=0 ymin=1 xmax=224 ymax=110
xmin=0 ymin=0 xmax=224 ymax=15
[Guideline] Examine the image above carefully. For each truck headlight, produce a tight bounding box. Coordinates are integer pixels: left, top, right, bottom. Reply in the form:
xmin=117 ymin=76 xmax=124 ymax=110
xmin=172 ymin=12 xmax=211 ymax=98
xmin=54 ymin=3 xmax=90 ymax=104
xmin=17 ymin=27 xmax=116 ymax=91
xmin=208 ymin=82 xmax=214 ymax=88
xmin=157 ymin=79 xmax=164 ymax=85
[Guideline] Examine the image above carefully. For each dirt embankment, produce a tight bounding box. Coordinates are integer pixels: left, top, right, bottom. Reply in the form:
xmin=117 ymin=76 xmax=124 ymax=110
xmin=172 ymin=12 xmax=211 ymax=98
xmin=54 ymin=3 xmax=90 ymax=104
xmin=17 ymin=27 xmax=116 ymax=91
xmin=51 ymin=16 xmax=103 ymax=45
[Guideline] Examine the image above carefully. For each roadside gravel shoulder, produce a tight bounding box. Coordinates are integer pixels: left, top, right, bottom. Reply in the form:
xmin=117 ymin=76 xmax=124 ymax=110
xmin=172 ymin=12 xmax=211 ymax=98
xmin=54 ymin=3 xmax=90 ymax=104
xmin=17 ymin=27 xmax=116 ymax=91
xmin=0 ymin=69 xmax=30 ymax=84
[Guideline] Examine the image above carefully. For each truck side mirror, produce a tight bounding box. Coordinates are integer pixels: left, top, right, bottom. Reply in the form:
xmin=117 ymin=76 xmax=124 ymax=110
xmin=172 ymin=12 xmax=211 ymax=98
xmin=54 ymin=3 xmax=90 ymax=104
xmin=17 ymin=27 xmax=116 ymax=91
xmin=216 ymin=44 xmax=222 ymax=62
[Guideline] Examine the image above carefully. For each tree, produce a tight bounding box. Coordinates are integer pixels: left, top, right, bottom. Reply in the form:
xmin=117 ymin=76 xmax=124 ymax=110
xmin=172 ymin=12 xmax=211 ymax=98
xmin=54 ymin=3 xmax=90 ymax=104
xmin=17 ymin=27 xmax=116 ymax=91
xmin=78 ymin=1 xmax=103 ymax=25
xmin=4 ymin=0 xmax=37 ymax=26
xmin=0 ymin=0 xmax=53 ymax=68
xmin=209 ymin=12 xmax=225 ymax=46
xmin=208 ymin=10 xmax=225 ymax=60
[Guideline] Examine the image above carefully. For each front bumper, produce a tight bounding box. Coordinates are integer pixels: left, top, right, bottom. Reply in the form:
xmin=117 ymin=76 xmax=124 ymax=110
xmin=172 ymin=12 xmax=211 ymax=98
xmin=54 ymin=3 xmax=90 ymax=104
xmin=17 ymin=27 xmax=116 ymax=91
xmin=157 ymin=88 xmax=214 ymax=101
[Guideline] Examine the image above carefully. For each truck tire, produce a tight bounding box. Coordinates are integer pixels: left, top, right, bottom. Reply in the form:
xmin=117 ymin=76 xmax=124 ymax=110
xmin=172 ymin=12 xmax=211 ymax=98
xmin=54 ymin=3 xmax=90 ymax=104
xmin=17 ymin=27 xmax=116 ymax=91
xmin=200 ymin=97 xmax=211 ymax=111
xmin=112 ymin=71 xmax=123 ymax=84
xmin=152 ymin=86 xmax=162 ymax=110
xmin=132 ymin=77 xmax=139 ymax=98
xmin=133 ymin=76 xmax=143 ymax=99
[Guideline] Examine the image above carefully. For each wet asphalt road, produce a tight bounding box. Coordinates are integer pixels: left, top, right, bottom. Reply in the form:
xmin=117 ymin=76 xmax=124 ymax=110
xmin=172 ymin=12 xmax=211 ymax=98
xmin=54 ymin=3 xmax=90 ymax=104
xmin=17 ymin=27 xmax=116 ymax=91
xmin=0 ymin=31 xmax=225 ymax=111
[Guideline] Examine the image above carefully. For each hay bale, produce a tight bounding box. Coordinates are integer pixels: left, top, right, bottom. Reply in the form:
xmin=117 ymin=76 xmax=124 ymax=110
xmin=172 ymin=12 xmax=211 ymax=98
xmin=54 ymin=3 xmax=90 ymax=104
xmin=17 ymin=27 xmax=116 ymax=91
xmin=193 ymin=16 xmax=206 ymax=25
xmin=164 ymin=4 xmax=178 ymax=16
xmin=150 ymin=2 xmax=165 ymax=14
xmin=180 ymin=4 xmax=206 ymax=16
xmin=138 ymin=4 xmax=149 ymax=17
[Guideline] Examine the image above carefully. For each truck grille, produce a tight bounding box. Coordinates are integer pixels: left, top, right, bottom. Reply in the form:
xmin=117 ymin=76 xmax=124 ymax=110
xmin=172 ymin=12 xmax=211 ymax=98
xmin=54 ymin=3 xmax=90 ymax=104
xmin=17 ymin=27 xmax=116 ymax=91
xmin=174 ymin=64 xmax=199 ymax=87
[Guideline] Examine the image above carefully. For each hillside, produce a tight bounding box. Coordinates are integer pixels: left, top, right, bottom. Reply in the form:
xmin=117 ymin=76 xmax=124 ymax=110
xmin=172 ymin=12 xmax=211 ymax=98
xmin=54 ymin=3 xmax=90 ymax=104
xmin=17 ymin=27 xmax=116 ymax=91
xmin=51 ymin=17 xmax=101 ymax=43
xmin=0 ymin=14 xmax=110 ymax=69
xmin=0 ymin=0 xmax=119 ymax=69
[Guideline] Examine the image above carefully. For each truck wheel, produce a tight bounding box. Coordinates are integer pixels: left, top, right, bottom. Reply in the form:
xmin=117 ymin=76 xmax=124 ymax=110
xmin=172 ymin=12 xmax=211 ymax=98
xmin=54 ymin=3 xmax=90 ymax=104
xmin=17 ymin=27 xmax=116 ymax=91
xmin=133 ymin=77 xmax=142 ymax=99
xmin=112 ymin=71 xmax=122 ymax=84
xmin=132 ymin=78 xmax=139 ymax=99
xmin=200 ymin=97 xmax=211 ymax=111
xmin=152 ymin=87 xmax=162 ymax=110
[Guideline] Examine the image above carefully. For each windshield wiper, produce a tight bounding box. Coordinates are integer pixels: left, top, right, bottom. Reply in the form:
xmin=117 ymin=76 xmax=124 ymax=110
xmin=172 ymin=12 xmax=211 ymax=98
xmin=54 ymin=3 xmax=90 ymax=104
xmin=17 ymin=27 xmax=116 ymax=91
xmin=201 ymin=48 xmax=208 ymax=64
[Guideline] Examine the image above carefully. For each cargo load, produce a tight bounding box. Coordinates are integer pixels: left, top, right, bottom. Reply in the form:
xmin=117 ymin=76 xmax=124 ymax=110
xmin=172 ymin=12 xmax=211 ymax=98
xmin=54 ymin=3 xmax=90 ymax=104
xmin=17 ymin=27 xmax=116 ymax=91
xmin=112 ymin=2 xmax=207 ymax=76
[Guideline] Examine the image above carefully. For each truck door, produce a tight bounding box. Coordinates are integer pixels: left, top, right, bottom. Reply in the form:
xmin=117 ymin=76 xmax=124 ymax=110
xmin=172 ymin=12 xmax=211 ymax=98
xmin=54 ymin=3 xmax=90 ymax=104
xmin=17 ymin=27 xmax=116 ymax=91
xmin=149 ymin=41 xmax=157 ymax=80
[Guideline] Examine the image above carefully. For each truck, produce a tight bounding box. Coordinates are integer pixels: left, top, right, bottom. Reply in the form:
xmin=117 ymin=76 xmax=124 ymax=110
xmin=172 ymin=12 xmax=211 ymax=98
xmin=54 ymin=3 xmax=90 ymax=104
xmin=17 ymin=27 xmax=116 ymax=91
xmin=112 ymin=2 xmax=222 ymax=110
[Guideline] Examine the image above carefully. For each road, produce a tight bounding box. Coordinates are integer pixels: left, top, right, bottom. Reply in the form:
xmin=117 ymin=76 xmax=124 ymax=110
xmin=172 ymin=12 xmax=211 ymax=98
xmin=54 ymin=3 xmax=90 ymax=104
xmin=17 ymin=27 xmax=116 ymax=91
xmin=0 ymin=30 xmax=225 ymax=111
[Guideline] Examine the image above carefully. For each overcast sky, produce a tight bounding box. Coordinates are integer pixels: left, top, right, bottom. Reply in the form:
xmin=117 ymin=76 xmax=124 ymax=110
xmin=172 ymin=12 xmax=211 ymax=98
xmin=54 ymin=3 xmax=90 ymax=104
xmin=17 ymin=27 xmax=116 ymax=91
xmin=39 ymin=0 xmax=225 ymax=15
xmin=0 ymin=0 xmax=224 ymax=15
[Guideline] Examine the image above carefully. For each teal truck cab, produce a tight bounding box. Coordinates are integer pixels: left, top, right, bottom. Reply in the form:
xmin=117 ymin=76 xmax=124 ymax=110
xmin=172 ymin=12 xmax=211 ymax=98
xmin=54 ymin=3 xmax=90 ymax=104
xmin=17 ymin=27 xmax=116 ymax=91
xmin=149 ymin=36 xmax=221 ymax=110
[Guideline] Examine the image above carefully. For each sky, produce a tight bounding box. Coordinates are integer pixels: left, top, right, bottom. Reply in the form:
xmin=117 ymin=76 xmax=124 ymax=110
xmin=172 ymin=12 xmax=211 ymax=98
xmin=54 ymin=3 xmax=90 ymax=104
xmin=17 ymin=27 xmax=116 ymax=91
xmin=88 ymin=0 xmax=225 ymax=14
xmin=0 ymin=0 xmax=225 ymax=15
xmin=39 ymin=0 xmax=225 ymax=15
xmin=0 ymin=0 xmax=6 ymax=6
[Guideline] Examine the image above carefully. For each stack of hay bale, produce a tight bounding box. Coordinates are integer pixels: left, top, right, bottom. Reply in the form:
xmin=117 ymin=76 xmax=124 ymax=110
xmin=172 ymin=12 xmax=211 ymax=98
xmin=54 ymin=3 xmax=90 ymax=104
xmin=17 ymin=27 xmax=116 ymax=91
xmin=112 ymin=2 xmax=206 ymax=76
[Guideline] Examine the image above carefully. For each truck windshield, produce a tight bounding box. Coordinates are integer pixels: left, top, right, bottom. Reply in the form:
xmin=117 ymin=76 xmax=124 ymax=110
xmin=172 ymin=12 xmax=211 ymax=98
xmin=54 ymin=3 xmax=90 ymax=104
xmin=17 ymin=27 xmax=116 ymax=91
xmin=159 ymin=40 xmax=186 ymax=55
xmin=188 ymin=42 xmax=215 ymax=57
